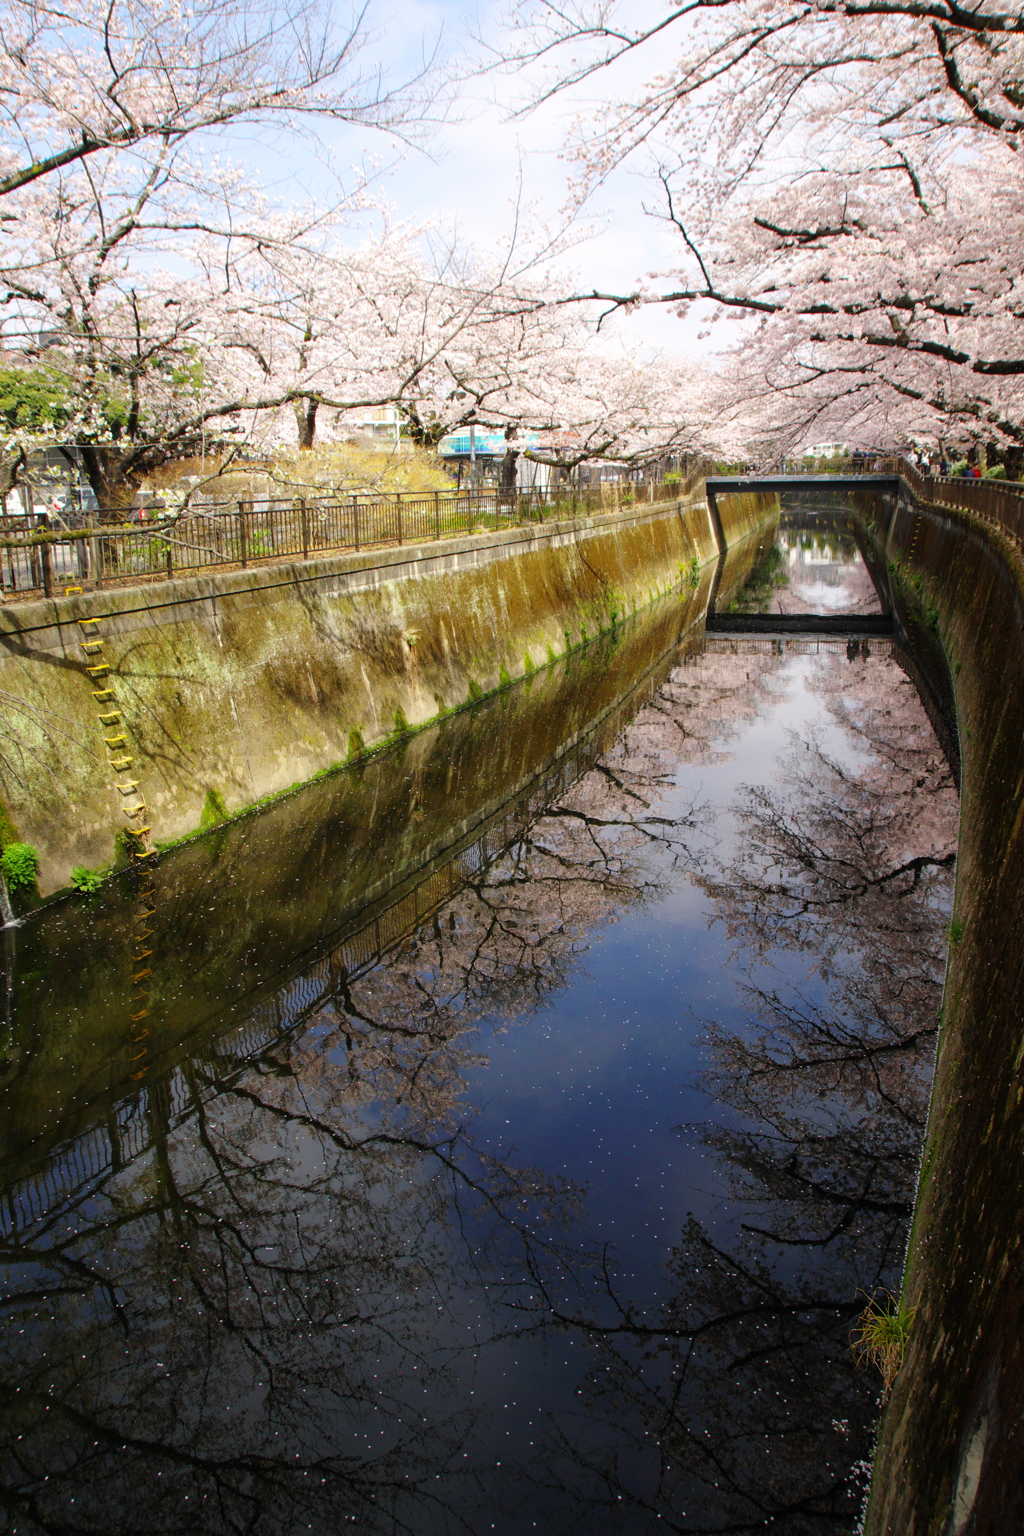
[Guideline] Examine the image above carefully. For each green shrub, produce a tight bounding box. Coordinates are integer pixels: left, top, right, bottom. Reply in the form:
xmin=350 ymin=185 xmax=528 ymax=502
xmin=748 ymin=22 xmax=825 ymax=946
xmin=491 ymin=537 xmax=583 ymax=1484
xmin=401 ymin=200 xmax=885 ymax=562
xmin=71 ymin=866 xmax=104 ymax=895
xmin=346 ymin=728 xmax=365 ymax=761
xmin=1 ymin=842 xmax=38 ymax=892
xmin=985 ymin=464 xmax=1007 ymax=479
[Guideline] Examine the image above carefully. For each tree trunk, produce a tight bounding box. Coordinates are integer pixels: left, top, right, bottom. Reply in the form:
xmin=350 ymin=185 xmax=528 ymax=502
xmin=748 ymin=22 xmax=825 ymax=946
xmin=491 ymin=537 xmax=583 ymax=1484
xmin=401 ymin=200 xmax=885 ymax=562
xmin=295 ymin=397 xmax=318 ymax=450
xmin=78 ymin=445 xmax=143 ymax=518
xmin=500 ymin=448 xmax=519 ymax=494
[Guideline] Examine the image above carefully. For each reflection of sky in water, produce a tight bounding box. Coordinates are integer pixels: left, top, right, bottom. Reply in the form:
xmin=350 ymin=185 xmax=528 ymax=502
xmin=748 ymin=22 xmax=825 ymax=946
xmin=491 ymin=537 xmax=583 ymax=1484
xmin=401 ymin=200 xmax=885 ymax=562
xmin=467 ymin=653 xmax=879 ymax=1278
xmin=0 ymin=623 xmax=955 ymax=1534
xmin=775 ymin=522 xmax=883 ymax=615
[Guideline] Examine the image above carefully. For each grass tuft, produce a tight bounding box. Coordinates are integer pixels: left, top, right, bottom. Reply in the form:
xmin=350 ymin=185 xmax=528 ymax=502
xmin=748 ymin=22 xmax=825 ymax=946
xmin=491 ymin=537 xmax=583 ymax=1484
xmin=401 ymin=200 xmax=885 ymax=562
xmin=1 ymin=842 xmax=38 ymax=892
xmin=851 ymin=1292 xmax=917 ymax=1401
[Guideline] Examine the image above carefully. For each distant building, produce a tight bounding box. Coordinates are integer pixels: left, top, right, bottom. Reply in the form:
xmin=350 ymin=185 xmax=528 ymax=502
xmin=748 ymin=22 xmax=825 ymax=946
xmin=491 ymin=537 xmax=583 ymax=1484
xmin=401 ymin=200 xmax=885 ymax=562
xmin=437 ymin=428 xmax=554 ymax=489
xmin=802 ymin=441 xmax=848 ymax=458
xmin=437 ymin=427 xmax=517 ymax=460
xmin=337 ymin=405 xmax=402 ymax=447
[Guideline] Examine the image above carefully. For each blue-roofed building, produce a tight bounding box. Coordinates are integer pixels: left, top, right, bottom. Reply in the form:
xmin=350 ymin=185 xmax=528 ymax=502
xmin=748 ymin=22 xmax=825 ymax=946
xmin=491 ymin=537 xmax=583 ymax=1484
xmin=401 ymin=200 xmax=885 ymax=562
xmin=437 ymin=428 xmax=543 ymax=459
xmin=437 ymin=428 xmax=553 ymax=489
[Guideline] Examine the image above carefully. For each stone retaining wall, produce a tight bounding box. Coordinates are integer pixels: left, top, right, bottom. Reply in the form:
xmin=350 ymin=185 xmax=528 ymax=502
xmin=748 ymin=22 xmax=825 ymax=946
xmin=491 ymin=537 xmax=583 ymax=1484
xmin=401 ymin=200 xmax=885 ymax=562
xmin=0 ymin=489 xmax=778 ymax=891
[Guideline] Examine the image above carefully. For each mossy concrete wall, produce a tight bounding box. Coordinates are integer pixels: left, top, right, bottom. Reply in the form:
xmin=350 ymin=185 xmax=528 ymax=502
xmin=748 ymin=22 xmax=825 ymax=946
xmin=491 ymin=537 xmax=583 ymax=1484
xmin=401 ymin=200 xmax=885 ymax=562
xmin=0 ymin=490 xmax=777 ymax=894
xmin=709 ymin=487 xmax=780 ymax=545
xmin=848 ymin=489 xmax=1024 ymax=1535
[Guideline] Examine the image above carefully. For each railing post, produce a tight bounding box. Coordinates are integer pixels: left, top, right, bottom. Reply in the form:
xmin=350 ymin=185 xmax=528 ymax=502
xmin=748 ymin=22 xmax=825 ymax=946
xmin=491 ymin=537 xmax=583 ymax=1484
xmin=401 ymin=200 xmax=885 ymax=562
xmin=301 ymin=498 xmax=309 ymax=560
xmin=238 ymin=500 xmax=248 ymax=568
xmin=434 ymin=491 xmax=440 ymax=540
xmin=87 ymin=515 xmax=103 ymax=590
xmin=166 ymin=534 xmax=173 ymax=580
xmin=396 ymin=495 xmax=403 ymax=546
xmin=40 ymin=536 xmax=52 ymax=598
xmin=353 ymin=495 xmax=359 ymax=550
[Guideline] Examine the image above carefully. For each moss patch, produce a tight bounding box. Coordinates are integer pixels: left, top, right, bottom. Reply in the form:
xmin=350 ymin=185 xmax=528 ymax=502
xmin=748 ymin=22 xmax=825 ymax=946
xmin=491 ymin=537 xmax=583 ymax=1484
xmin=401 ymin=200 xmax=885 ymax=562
xmin=199 ymin=787 xmax=229 ymax=831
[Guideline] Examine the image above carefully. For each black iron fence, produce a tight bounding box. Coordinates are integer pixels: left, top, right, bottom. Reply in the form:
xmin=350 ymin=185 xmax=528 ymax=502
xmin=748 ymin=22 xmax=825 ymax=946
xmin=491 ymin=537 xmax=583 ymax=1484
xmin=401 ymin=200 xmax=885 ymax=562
xmin=0 ymin=469 xmax=712 ymax=600
xmin=9 ymin=451 xmax=1019 ymax=602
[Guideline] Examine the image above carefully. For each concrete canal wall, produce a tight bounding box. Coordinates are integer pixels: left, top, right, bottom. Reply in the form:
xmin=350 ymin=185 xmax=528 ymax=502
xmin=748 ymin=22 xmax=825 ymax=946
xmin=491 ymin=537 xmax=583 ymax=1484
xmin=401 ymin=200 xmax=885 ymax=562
xmin=0 ymin=488 xmax=778 ymax=893
xmin=841 ymin=487 xmax=1024 ymax=1535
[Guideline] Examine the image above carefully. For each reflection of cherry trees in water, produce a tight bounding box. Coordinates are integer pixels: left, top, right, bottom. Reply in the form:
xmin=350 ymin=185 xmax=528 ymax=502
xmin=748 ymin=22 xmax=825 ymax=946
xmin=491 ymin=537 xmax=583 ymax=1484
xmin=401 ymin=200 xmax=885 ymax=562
xmin=0 ymin=646 xmax=956 ymax=1534
xmin=0 ymin=657 xmax=733 ymax=1536
xmin=526 ymin=652 xmax=958 ymax=1532
xmin=2 ymin=1009 xmax=610 ymax=1533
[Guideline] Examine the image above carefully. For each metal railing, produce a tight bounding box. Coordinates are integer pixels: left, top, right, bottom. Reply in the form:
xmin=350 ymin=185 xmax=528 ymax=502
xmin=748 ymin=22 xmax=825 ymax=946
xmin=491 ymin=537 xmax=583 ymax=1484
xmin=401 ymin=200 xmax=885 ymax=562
xmin=0 ymin=465 xmax=712 ymax=601
xmin=769 ymin=454 xmax=1024 ymax=548
xmin=778 ymin=456 xmax=906 ymax=476
xmin=6 ymin=448 xmax=1024 ymax=601
xmin=912 ymin=472 xmax=1024 ymax=545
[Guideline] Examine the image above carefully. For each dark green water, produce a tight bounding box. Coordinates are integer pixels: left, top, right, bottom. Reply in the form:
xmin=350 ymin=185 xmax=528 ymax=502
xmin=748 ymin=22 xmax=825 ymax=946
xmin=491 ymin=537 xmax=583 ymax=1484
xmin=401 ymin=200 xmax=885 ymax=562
xmin=0 ymin=520 xmax=957 ymax=1533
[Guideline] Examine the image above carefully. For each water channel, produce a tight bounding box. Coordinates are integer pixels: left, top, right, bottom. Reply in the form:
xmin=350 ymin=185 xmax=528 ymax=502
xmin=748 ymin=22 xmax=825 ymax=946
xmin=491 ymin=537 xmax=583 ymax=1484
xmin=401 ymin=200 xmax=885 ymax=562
xmin=0 ymin=513 xmax=958 ymax=1534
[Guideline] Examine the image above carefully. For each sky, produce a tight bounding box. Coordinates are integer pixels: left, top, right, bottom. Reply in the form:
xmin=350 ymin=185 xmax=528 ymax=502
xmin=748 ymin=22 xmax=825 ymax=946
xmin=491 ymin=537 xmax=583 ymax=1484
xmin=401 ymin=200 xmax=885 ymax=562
xmin=250 ymin=0 xmax=725 ymax=363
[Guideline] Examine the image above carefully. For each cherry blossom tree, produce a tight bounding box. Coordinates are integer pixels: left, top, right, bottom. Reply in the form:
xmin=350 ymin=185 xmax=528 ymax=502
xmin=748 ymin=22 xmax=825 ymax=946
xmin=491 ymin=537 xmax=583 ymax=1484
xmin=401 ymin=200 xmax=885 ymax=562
xmin=0 ymin=0 xmax=448 ymax=505
xmin=498 ymin=0 xmax=1024 ymax=457
xmin=0 ymin=163 xmax=707 ymax=511
xmin=0 ymin=0 xmax=434 ymax=202
xmin=0 ymin=0 xmax=713 ymax=512
xmin=221 ymin=224 xmax=712 ymax=472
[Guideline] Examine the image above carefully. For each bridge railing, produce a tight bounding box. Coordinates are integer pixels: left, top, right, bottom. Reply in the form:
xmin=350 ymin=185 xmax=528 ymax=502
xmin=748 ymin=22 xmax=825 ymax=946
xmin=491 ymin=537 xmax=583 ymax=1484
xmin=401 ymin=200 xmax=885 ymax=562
xmin=773 ymin=454 xmax=1024 ymax=547
xmin=912 ymin=471 xmax=1024 ymax=545
xmin=779 ymin=456 xmax=905 ymax=476
xmin=0 ymin=461 xmax=714 ymax=601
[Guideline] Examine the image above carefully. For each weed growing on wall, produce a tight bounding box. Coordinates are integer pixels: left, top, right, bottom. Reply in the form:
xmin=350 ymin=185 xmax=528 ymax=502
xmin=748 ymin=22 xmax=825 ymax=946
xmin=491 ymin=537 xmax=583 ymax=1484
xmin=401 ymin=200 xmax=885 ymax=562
xmin=1 ymin=842 xmax=38 ymax=893
xmin=71 ymin=866 xmax=104 ymax=894
xmin=200 ymin=788 xmax=229 ymax=830
xmin=852 ymin=1293 xmax=917 ymax=1400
